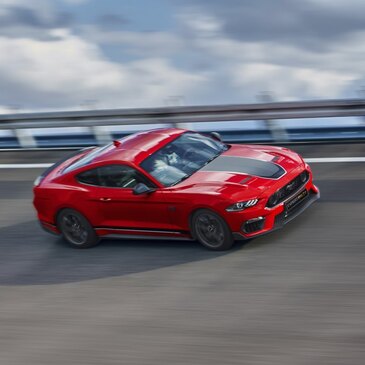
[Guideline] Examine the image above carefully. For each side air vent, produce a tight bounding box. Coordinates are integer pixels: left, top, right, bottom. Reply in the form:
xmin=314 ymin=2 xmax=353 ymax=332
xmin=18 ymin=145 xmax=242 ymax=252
xmin=243 ymin=217 xmax=265 ymax=233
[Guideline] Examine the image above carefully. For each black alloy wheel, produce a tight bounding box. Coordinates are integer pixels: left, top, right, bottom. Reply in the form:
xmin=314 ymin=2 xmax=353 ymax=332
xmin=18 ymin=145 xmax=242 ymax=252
xmin=191 ymin=209 xmax=234 ymax=251
xmin=57 ymin=209 xmax=99 ymax=248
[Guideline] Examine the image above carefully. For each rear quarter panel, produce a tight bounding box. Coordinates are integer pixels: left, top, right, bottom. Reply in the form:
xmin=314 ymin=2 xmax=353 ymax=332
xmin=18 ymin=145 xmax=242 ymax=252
xmin=34 ymin=183 xmax=97 ymax=226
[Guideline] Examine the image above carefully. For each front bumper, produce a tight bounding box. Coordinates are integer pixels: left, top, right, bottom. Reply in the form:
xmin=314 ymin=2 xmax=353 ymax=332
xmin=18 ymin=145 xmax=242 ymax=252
xmin=232 ymin=185 xmax=320 ymax=241
xmin=273 ymin=189 xmax=319 ymax=230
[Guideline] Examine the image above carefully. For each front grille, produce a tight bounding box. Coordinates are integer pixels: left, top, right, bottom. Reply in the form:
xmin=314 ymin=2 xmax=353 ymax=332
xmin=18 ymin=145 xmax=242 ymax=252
xmin=285 ymin=189 xmax=308 ymax=213
xmin=266 ymin=170 xmax=309 ymax=208
xmin=243 ymin=217 xmax=265 ymax=233
xmin=275 ymin=190 xmax=313 ymax=226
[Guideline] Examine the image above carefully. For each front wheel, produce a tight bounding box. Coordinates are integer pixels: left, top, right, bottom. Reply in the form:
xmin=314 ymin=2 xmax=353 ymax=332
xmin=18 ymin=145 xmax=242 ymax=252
xmin=191 ymin=209 xmax=234 ymax=251
xmin=57 ymin=209 xmax=99 ymax=249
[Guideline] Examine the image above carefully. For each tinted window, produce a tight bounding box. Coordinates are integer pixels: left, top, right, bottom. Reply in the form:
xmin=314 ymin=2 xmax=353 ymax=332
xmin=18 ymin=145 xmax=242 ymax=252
xmin=77 ymin=168 xmax=99 ymax=185
xmin=77 ymin=165 xmax=154 ymax=188
xmin=140 ymin=132 xmax=228 ymax=186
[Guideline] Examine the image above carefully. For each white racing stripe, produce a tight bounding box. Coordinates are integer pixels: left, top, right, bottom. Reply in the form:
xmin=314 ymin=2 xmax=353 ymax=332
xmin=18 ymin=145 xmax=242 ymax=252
xmin=0 ymin=157 xmax=364 ymax=168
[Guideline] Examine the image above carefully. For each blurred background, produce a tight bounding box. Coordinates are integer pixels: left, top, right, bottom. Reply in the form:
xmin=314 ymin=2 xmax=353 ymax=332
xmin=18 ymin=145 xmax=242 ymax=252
xmin=1 ymin=0 xmax=365 ymax=113
xmin=0 ymin=1 xmax=365 ymax=365
xmin=1 ymin=0 xmax=365 ymax=147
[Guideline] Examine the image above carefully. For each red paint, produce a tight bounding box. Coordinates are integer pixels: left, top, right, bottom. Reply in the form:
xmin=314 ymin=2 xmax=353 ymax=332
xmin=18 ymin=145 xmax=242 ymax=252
xmin=33 ymin=128 xmax=319 ymax=241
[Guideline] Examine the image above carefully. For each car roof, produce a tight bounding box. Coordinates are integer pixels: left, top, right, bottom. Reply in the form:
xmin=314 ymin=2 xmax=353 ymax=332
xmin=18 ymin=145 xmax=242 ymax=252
xmin=92 ymin=128 xmax=186 ymax=166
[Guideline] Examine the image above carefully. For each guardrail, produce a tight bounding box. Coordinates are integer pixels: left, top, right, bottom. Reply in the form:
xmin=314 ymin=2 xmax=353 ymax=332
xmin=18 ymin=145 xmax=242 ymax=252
xmin=0 ymin=98 xmax=364 ymax=148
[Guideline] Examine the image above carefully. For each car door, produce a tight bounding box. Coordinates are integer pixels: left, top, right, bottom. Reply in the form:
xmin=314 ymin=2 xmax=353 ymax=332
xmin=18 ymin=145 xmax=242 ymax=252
xmin=77 ymin=164 xmax=174 ymax=231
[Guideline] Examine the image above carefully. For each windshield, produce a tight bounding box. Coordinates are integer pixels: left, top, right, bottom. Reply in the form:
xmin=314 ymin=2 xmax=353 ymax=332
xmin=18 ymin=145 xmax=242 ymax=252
xmin=140 ymin=132 xmax=228 ymax=186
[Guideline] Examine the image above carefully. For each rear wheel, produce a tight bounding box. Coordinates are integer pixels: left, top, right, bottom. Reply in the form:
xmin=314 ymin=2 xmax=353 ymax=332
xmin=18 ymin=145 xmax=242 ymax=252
xmin=191 ymin=209 xmax=234 ymax=251
xmin=57 ymin=209 xmax=99 ymax=249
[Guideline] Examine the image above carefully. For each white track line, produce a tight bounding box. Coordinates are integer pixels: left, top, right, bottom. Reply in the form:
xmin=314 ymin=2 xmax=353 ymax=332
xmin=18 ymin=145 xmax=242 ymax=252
xmin=305 ymin=157 xmax=365 ymax=163
xmin=0 ymin=163 xmax=53 ymax=168
xmin=0 ymin=157 xmax=365 ymax=168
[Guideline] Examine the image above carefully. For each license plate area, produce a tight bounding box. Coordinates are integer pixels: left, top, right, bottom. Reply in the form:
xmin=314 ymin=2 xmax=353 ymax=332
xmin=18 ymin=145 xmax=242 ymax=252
xmin=285 ymin=189 xmax=308 ymax=212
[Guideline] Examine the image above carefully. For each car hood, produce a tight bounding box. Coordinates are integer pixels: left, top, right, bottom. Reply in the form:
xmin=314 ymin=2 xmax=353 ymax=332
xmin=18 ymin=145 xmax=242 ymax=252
xmin=176 ymin=144 xmax=305 ymax=198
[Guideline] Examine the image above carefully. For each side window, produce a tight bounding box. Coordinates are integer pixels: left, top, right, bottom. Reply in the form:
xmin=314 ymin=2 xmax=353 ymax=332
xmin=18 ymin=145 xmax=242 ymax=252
xmin=77 ymin=165 xmax=154 ymax=189
xmin=77 ymin=168 xmax=99 ymax=185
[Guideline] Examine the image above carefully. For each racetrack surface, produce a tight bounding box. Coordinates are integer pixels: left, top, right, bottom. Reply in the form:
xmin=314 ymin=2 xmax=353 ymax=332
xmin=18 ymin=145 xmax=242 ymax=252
xmin=0 ymin=143 xmax=364 ymax=365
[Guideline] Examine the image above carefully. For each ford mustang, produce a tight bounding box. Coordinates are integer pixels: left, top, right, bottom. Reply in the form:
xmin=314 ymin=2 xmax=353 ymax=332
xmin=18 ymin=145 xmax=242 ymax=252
xmin=33 ymin=128 xmax=319 ymax=250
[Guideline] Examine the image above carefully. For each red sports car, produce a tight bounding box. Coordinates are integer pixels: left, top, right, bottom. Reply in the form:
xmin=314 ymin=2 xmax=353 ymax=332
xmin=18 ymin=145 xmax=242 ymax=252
xmin=33 ymin=128 xmax=319 ymax=250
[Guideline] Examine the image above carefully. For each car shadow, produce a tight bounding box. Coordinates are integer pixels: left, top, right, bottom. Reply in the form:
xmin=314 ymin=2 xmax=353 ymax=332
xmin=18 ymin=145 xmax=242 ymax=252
xmin=0 ymin=221 xmax=236 ymax=286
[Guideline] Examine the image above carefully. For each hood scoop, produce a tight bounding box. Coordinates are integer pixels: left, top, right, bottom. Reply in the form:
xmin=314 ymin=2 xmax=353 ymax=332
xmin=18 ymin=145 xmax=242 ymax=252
xmin=201 ymin=156 xmax=285 ymax=179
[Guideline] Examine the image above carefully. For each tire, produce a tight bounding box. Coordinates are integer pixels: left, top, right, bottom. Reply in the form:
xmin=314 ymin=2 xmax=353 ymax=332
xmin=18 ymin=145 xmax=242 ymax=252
xmin=191 ymin=209 xmax=234 ymax=251
xmin=57 ymin=209 xmax=99 ymax=249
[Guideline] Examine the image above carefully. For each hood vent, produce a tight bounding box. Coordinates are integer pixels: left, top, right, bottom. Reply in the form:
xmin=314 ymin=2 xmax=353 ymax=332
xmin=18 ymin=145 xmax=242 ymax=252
xmin=240 ymin=176 xmax=253 ymax=184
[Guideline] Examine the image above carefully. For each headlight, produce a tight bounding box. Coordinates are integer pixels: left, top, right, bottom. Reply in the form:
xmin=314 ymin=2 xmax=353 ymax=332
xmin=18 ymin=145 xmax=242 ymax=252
xmin=226 ymin=199 xmax=259 ymax=212
xmin=33 ymin=176 xmax=43 ymax=187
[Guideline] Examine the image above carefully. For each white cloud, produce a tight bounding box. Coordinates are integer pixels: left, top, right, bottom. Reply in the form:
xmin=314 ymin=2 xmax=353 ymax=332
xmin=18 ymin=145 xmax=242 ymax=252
xmin=0 ymin=4 xmax=213 ymax=110
xmin=310 ymin=0 xmax=365 ymax=7
xmin=175 ymin=15 xmax=362 ymax=100
xmin=293 ymin=68 xmax=354 ymax=97
xmin=0 ymin=29 xmax=205 ymax=111
xmin=0 ymin=0 xmax=26 ymax=5
xmin=1 ymin=2 xmax=365 ymax=112
xmin=179 ymin=11 xmax=222 ymax=37
xmin=0 ymin=105 xmax=14 ymax=114
xmin=0 ymin=31 xmax=122 ymax=92
xmin=62 ymin=0 xmax=89 ymax=4
xmin=232 ymin=63 xmax=354 ymax=99
xmin=0 ymin=0 xmax=51 ymax=11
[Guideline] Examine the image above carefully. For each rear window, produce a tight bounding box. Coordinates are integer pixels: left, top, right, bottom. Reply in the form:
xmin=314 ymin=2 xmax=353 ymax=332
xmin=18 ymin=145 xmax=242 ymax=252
xmin=62 ymin=143 xmax=113 ymax=174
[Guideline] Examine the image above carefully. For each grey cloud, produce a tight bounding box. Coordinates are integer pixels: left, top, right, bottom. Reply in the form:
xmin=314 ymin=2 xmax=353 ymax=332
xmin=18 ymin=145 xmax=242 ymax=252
xmin=96 ymin=14 xmax=129 ymax=30
xmin=0 ymin=73 xmax=79 ymax=110
xmin=177 ymin=0 xmax=365 ymax=50
xmin=0 ymin=5 xmax=73 ymax=28
xmin=0 ymin=5 xmax=73 ymax=39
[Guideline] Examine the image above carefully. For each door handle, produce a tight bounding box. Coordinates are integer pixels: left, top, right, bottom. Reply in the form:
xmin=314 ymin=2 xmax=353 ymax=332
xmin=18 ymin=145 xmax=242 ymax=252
xmin=99 ymin=197 xmax=112 ymax=202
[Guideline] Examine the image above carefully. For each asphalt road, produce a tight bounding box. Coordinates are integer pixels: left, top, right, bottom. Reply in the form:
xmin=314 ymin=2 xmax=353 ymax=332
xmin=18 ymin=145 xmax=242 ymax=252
xmin=0 ymin=144 xmax=364 ymax=365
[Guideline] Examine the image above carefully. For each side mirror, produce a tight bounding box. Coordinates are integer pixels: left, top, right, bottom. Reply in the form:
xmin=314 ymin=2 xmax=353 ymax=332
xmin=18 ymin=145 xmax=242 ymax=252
xmin=210 ymin=132 xmax=222 ymax=142
xmin=133 ymin=183 xmax=155 ymax=195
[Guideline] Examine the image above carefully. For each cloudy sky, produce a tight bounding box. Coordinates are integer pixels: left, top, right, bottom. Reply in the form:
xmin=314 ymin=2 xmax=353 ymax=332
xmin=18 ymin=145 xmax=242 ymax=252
xmin=0 ymin=0 xmax=365 ymax=113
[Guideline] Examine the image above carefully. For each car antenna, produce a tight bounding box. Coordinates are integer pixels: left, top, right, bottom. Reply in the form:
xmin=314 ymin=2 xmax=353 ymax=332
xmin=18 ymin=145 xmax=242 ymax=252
xmin=113 ymin=140 xmax=122 ymax=148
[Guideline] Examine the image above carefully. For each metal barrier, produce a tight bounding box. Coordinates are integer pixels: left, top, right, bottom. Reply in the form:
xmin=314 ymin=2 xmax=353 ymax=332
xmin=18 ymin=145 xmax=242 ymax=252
xmin=0 ymin=99 xmax=364 ymax=148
